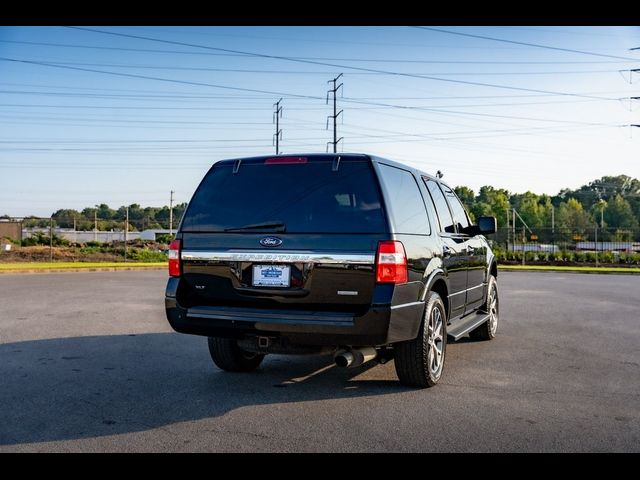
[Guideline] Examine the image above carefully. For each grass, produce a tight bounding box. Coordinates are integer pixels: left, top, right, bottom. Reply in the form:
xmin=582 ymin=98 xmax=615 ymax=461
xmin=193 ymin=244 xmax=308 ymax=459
xmin=0 ymin=262 xmax=166 ymax=271
xmin=3 ymin=262 xmax=637 ymax=274
xmin=499 ymin=265 xmax=640 ymax=274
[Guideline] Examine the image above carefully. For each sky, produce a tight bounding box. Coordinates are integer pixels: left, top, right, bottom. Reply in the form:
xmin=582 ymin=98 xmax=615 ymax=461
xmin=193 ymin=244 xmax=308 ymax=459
xmin=0 ymin=25 xmax=639 ymax=217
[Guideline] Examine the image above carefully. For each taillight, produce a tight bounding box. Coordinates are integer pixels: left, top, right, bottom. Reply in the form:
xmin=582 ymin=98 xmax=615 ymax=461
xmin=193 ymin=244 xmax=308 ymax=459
xmin=168 ymin=239 xmax=181 ymax=277
xmin=376 ymin=241 xmax=408 ymax=284
xmin=264 ymin=156 xmax=307 ymax=165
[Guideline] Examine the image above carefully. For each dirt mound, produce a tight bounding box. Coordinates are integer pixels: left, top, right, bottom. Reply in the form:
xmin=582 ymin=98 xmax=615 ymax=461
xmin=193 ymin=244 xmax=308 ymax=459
xmin=0 ymin=246 xmax=123 ymax=263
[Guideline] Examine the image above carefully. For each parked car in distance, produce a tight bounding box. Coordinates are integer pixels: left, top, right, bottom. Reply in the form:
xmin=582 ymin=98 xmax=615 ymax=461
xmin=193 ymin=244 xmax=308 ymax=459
xmin=165 ymin=153 xmax=498 ymax=387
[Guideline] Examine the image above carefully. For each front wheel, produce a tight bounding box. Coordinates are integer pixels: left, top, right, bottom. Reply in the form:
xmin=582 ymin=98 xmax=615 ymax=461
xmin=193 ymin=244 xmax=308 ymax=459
xmin=469 ymin=275 xmax=499 ymax=341
xmin=207 ymin=337 xmax=265 ymax=372
xmin=394 ymin=291 xmax=447 ymax=388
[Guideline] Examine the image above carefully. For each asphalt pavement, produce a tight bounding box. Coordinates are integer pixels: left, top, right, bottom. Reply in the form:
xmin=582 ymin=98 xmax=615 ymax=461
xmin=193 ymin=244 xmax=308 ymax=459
xmin=0 ymin=270 xmax=638 ymax=452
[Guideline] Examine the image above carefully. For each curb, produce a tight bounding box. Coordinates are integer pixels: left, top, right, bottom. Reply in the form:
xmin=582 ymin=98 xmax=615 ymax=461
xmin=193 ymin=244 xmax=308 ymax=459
xmin=0 ymin=266 xmax=166 ymax=275
xmin=499 ymin=267 xmax=640 ymax=275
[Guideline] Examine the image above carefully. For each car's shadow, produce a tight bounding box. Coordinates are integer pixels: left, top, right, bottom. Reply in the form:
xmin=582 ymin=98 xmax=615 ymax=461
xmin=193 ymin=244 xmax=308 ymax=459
xmin=0 ymin=333 xmax=412 ymax=446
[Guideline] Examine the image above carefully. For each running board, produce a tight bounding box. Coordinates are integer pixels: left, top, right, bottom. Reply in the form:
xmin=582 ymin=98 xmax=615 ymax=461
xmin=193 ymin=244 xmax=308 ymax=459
xmin=447 ymin=312 xmax=490 ymax=341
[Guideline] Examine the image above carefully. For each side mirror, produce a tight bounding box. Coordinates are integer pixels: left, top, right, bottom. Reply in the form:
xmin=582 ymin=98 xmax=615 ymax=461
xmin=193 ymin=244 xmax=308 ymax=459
xmin=477 ymin=216 xmax=497 ymax=235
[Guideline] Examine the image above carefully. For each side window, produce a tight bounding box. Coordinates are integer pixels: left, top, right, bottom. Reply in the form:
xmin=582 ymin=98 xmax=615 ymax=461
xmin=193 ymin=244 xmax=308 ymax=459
xmin=424 ymin=178 xmax=455 ymax=234
xmin=377 ymin=164 xmax=430 ymax=235
xmin=440 ymin=183 xmax=471 ymax=232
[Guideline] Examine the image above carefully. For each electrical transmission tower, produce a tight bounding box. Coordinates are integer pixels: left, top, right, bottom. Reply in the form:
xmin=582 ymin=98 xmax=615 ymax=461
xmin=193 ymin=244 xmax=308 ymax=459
xmin=273 ymin=98 xmax=283 ymax=155
xmin=326 ymin=73 xmax=343 ymax=153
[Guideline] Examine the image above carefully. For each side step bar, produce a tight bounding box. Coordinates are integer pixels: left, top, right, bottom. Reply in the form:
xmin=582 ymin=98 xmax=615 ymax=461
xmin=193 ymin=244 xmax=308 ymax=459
xmin=447 ymin=311 xmax=490 ymax=341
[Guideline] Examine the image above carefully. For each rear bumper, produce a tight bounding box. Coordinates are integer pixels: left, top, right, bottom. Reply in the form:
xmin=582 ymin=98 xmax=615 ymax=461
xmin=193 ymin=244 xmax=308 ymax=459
xmin=166 ymin=297 xmax=392 ymax=346
xmin=165 ymin=278 xmax=423 ymax=346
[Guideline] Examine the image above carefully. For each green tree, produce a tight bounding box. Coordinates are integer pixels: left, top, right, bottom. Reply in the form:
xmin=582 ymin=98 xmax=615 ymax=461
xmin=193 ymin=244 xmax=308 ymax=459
xmin=474 ymin=186 xmax=510 ymax=227
xmin=556 ymin=198 xmax=594 ymax=235
xmin=454 ymin=186 xmax=476 ymax=221
xmin=603 ymin=194 xmax=638 ymax=230
xmin=511 ymin=191 xmax=545 ymax=230
xmin=51 ymin=209 xmax=82 ymax=229
xmin=95 ymin=203 xmax=115 ymax=220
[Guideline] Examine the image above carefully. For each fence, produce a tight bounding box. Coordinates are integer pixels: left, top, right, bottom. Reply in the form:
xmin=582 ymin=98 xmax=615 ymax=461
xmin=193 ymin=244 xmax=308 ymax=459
xmin=489 ymin=227 xmax=640 ymax=266
xmin=492 ymin=227 xmax=640 ymax=253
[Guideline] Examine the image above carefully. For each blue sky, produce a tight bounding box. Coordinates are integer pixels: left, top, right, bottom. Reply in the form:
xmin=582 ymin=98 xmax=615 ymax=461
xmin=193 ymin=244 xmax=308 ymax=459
xmin=1 ymin=25 xmax=639 ymax=217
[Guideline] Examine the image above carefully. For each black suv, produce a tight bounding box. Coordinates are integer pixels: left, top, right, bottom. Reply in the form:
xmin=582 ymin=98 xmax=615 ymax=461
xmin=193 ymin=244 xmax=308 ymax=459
xmin=165 ymin=154 xmax=498 ymax=387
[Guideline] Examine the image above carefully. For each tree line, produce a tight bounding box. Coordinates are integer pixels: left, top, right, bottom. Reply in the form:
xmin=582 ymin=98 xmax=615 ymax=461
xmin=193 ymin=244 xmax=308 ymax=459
xmin=3 ymin=174 xmax=639 ymax=240
xmin=2 ymin=203 xmax=188 ymax=232
xmin=454 ymin=175 xmax=640 ymax=242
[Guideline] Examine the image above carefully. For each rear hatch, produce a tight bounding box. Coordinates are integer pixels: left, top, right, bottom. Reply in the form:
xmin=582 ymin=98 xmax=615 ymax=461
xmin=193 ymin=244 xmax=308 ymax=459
xmin=178 ymin=154 xmax=389 ymax=314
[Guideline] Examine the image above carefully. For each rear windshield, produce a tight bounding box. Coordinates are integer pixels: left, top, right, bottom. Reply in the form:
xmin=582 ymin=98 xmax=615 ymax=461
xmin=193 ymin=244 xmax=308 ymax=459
xmin=181 ymin=157 xmax=388 ymax=233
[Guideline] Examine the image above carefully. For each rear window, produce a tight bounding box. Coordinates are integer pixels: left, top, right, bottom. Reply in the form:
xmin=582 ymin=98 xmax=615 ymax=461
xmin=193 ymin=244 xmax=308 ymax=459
xmin=181 ymin=157 xmax=388 ymax=233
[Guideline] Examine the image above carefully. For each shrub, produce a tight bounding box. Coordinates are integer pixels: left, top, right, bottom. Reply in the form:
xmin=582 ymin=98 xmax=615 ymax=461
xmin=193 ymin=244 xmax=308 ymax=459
xmin=600 ymin=251 xmax=615 ymax=264
xmin=129 ymin=249 xmax=168 ymax=262
xmin=78 ymin=246 xmax=102 ymax=255
xmin=549 ymin=251 xmax=564 ymax=262
xmin=21 ymin=231 xmax=70 ymax=247
xmin=155 ymin=234 xmax=174 ymax=244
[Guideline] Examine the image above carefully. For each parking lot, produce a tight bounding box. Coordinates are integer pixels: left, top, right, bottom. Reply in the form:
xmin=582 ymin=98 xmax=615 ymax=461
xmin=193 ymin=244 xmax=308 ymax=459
xmin=0 ymin=270 xmax=638 ymax=452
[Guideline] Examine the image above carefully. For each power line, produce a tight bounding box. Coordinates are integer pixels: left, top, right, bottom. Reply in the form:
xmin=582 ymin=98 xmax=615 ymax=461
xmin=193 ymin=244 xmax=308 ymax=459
xmin=0 ymin=96 xmax=615 ymax=111
xmin=0 ymin=59 xmax=623 ymax=76
xmin=411 ymin=26 xmax=640 ymax=62
xmin=60 ymin=26 xmax=620 ymax=101
xmin=0 ymin=57 xmax=322 ymax=100
xmin=0 ymin=50 xmax=630 ymax=131
xmin=4 ymin=39 xmax=634 ymax=64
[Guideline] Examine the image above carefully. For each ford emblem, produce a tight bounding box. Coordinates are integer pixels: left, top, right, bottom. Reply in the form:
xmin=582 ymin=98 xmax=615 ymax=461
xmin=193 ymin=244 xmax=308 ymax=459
xmin=260 ymin=237 xmax=283 ymax=247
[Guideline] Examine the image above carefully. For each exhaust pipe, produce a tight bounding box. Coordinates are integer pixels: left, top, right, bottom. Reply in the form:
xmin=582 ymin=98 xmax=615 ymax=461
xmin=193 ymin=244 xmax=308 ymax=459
xmin=334 ymin=347 xmax=377 ymax=368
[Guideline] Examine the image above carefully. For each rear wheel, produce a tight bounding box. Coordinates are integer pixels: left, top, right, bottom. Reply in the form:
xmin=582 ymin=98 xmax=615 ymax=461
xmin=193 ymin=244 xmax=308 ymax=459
xmin=207 ymin=337 xmax=265 ymax=372
xmin=469 ymin=275 xmax=499 ymax=341
xmin=394 ymin=291 xmax=447 ymax=388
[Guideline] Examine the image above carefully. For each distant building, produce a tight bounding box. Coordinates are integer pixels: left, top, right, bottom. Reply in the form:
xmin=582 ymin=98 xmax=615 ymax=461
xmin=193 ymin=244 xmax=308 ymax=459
xmin=140 ymin=229 xmax=173 ymax=241
xmin=23 ymin=228 xmax=141 ymax=244
xmin=20 ymin=227 xmax=175 ymax=244
xmin=0 ymin=221 xmax=22 ymax=244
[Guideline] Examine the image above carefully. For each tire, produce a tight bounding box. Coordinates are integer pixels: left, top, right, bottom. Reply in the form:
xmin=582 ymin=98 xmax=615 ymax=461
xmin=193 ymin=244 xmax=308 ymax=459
xmin=394 ymin=291 xmax=447 ymax=388
xmin=207 ymin=337 xmax=265 ymax=372
xmin=469 ymin=275 xmax=499 ymax=341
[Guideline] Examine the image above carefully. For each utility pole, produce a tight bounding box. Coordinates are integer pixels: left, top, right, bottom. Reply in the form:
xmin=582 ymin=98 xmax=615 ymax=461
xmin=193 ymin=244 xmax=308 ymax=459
xmin=169 ymin=190 xmax=175 ymax=235
xmin=595 ymin=223 xmax=598 ymax=267
xmin=506 ymin=208 xmax=510 ymax=251
xmin=124 ymin=206 xmax=129 ymax=263
xmin=512 ymin=208 xmax=516 ymax=252
xmin=273 ymin=98 xmax=283 ymax=155
xmin=522 ymin=226 xmax=526 ymax=266
xmin=49 ymin=217 xmax=53 ymax=263
xmin=94 ymin=210 xmax=98 ymax=242
xmin=551 ymin=205 xmax=555 ymax=253
xmin=326 ymin=73 xmax=343 ymax=153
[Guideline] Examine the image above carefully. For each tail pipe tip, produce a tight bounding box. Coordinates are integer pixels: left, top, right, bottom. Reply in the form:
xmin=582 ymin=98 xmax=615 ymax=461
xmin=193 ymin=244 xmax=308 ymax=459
xmin=334 ymin=347 xmax=377 ymax=368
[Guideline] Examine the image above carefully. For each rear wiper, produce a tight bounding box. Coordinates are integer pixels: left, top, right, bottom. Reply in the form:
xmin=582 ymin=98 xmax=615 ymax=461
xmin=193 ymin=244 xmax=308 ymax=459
xmin=223 ymin=221 xmax=286 ymax=232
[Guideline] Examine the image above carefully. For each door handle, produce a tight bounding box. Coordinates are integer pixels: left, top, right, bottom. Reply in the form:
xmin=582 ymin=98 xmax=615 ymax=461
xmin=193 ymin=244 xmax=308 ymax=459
xmin=442 ymin=245 xmax=451 ymax=258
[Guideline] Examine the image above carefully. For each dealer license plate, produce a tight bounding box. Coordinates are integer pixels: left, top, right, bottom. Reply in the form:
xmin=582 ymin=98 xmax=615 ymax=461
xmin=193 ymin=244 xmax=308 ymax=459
xmin=252 ymin=265 xmax=290 ymax=287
